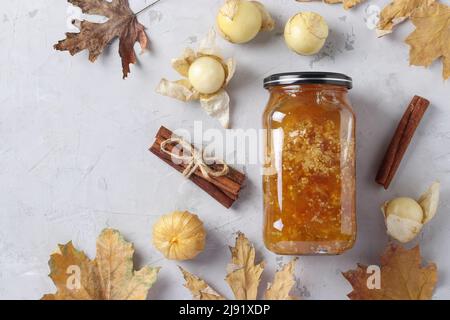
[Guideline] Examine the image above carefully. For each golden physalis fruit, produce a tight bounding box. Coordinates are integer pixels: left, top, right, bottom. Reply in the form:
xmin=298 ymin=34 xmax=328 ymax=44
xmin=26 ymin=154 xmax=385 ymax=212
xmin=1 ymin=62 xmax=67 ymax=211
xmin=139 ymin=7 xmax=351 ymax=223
xmin=217 ymin=0 xmax=275 ymax=44
xmin=156 ymin=30 xmax=236 ymax=128
xmin=381 ymin=181 xmax=440 ymax=243
xmin=284 ymin=12 xmax=329 ymax=56
xmin=153 ymin=211 xmax=206 ymax=261
xmin=188 ymin=56 xmax=226 ymax=94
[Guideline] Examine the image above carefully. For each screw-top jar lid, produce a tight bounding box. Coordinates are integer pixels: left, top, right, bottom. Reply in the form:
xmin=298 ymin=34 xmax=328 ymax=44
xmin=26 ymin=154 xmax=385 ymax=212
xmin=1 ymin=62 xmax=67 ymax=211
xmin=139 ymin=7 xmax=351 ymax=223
xmin=264 ymin=72 xmax=353 ymax=89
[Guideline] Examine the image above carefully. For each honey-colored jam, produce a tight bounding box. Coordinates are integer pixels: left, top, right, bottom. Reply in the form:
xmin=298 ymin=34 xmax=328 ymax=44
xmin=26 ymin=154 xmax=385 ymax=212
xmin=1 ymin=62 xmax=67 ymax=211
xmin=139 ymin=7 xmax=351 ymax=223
xmin=262 ymin=80 xmax=356 ymax=255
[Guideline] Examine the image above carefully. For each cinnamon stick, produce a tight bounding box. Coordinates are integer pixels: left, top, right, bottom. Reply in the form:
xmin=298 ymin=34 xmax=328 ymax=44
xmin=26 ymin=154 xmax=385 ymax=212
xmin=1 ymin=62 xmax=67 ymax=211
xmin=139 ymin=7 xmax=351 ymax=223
xmin=149 ymin=126 xmax=246 ymax=208
xmin=154 ymin=135 xmax=242 ymax=196
xmin=153 ymin=127 xmax=245 ymax=194
xmin=376 ymin=96 xmax=430 ymax=189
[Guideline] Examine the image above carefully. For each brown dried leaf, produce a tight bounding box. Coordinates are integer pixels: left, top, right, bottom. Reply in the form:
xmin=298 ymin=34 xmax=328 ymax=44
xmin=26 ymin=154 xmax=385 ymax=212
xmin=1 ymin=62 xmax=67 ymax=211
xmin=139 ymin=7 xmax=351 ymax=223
xmin=179 ymin=267 xmax=225 ymax=300
xmin=406 ymin=3 xmax=450 ymax=80
xmin=180 ymin=232 xmax=299 ymax=300
xmin=343 ymin=244 xmax=438 ymax=300
xmin=296 ymin=0 xmax=364 ymax=10
xmin=42 ymin=229 xmax=159 ymax=300
xmin=54 ymin=0 xmax=148 ymax=79
xmin=377 ymin=0 xmax=435 ymax=37
xmin=265 ymin=259 xmax=298 ymax=300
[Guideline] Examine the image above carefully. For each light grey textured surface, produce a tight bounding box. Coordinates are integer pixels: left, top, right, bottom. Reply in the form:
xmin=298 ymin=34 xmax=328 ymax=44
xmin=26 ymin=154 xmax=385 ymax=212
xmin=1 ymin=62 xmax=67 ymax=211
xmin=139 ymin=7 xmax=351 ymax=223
xmin=0 ymin=0 xmax=449 ymax=300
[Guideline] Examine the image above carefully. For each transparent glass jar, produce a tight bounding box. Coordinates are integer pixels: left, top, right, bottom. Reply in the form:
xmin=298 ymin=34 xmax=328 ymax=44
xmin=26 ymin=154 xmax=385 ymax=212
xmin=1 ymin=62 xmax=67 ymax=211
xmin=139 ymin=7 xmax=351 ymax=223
xmin=262 ymin=72 xmax=356 ymax=255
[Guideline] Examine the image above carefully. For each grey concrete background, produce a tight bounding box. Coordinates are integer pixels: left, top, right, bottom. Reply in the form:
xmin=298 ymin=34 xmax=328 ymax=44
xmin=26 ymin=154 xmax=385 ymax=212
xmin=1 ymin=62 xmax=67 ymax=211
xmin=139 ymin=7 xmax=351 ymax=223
xmin=0 ymin=0 xmax=449 ymax=299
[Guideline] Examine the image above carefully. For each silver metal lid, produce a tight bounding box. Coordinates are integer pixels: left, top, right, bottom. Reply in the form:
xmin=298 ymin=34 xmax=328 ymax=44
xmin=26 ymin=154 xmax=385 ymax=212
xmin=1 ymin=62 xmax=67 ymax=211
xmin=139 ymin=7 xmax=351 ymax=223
xmin=264 ymin=72 xmax=353 ymax=89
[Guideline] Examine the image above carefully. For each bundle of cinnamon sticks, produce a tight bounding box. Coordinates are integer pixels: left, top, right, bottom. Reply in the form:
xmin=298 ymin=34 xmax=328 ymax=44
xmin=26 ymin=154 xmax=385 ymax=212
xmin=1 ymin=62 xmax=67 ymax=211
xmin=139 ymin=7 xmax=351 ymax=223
xmin=149 ymin=126 xmax=246 ymax=208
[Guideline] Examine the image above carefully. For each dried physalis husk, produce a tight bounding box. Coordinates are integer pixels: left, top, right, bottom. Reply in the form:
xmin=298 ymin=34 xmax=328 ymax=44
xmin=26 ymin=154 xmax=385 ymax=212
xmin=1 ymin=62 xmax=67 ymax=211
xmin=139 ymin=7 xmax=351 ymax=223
xmin=152 ymin=211 xmax=206 ymax=261
xmin=156 ymin=30 xmax=236 ymax=128
xmin=252 ymin=1 xmax=276 ymax=32
xmin=381 ymin=181 xmax=440 ymax=243
xmin=418 ymin=181 xmax=440 ymax=224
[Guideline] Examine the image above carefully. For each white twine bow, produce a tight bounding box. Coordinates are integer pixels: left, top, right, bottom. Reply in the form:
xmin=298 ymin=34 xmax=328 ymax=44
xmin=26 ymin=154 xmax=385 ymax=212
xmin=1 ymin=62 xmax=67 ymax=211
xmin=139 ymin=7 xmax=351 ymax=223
xmin=160 ymin=137 xmax=229 ymax=179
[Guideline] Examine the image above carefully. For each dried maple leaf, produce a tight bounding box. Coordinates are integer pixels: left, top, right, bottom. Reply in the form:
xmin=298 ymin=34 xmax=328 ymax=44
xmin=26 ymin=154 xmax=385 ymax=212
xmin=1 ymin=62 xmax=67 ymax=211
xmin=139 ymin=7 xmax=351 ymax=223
xmin=343 ymin=244 xmax=438 ymax=300
xmin=179 ymin=267 xmax=226 ymax=300
xmin=225 ymin=232 xmax=265 ymax=300
xmin=377 ymin=0 xmax=436 ymax=37
xmin=42 ymin=228 xmax=159 ymax=300
xmin=406 ymin=2 xmax=450 ymax=80
xmin=296 ymin=0 xmax=364 ymax=10
xmin=180 ymin=232 xmax=298 ymax=300
xmin=265 ymin=259 xmax=298 ymax=300
xmin=54 ymin=0 xmax=149 ymax=79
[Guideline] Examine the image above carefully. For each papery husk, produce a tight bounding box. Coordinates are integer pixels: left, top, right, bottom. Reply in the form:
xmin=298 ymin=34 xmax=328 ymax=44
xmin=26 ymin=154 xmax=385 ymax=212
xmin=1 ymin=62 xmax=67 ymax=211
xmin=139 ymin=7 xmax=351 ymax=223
xmin=172 ymin=48 xmax=197 ymax=77
xmin=200 ymin=90 xmax=231 ymax=129
xmin=381 ymin=181 xmax=441 ymax=244
xmin=198 ymin=29 xmax=223 ymax=58
xmin=418 ymin=181 xmax=440 ymax=224
xmin=224 ymin=58 xmax=237 ymax=86
xmin=251 ymin=1 xmax=275 ymax=31
xmin=156 ymin=79 xmax=199 ymax=102
xmin=157 ymin=30 xmax=235 ymax=128
xmin=152 ymin=211 xmax=206 ymax=261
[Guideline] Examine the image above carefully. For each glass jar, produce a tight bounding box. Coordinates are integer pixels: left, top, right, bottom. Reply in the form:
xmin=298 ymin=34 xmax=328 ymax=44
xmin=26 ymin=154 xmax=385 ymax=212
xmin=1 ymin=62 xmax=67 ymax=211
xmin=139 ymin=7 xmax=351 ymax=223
xmin=262 ymin=72 xmax=356 ymax=255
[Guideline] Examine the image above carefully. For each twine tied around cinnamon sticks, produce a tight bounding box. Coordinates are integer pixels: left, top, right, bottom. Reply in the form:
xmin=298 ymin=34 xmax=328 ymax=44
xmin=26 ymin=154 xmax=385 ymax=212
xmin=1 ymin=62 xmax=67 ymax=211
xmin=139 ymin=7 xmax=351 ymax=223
xmin=160 ymin=137 xmax=229 ymax=179
xmin=150 ymin=126 xmax=245 ymax=208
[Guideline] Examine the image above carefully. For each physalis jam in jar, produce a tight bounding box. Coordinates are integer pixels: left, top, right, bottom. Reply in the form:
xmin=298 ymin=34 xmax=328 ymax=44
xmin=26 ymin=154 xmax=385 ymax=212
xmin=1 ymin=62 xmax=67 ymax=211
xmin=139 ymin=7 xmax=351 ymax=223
xmin=262 ymin=72 xmax=356 ymax=255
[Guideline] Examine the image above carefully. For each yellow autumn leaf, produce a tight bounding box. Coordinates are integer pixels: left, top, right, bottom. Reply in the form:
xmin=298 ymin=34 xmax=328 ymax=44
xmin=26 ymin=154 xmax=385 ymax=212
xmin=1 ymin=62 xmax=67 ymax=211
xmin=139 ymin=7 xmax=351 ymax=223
xmin=265 ymin=259 xmax=298 ymax=300
xmin=343 ymin=244 xmax=438 ymax=300
xmin=42 ymin=228 xmax=160 ymax=300
xmin=180 ymin=232 xmax=298 ymax=300
xmin=377 ymin=0 xmax=436 ymax=37
xmin=179 ymin=267 xmax=226 ymax=300
xmin=296 ymin=0 xmax=364 ymax=10
xmin=324 ymin=0 xmax=364 ymax=10
xmin=225 ymin=232 xmax=265 ymax=300
xmin=405 ymin=2 xmax=450 ymax=80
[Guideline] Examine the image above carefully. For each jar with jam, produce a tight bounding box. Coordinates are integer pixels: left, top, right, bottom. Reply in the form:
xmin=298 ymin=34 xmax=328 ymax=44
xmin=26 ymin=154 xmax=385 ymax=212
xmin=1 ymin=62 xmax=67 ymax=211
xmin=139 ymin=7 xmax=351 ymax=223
xmin=262 ymin=72 xmax=356 ymax=255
